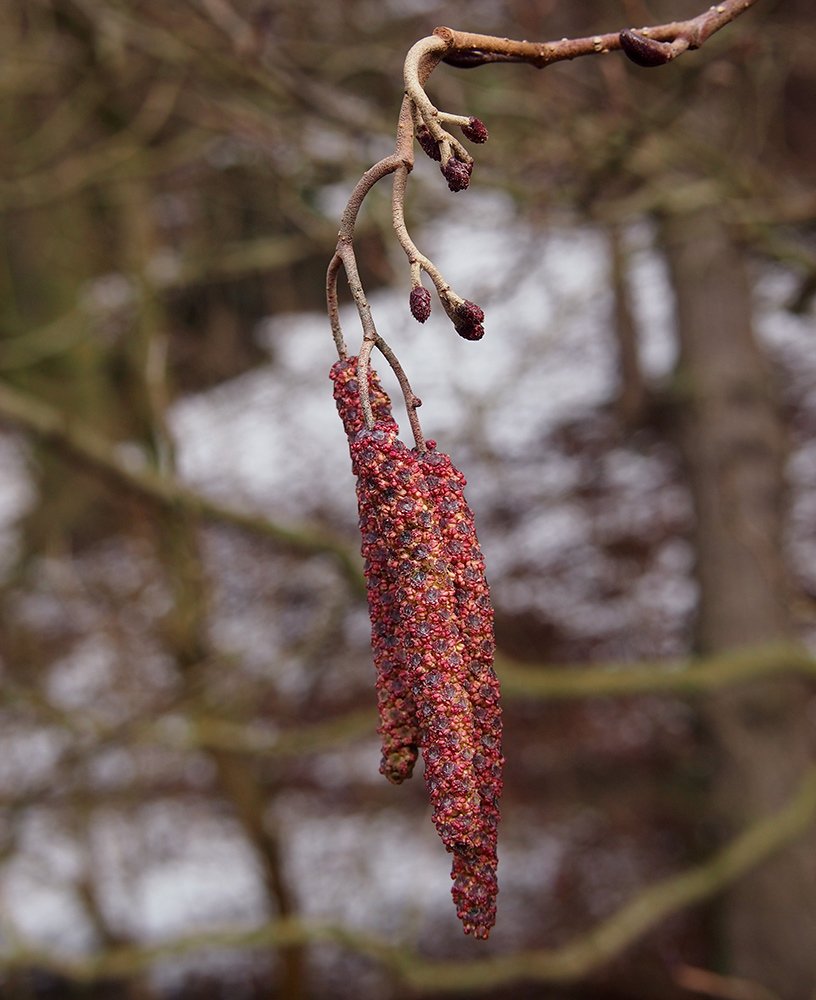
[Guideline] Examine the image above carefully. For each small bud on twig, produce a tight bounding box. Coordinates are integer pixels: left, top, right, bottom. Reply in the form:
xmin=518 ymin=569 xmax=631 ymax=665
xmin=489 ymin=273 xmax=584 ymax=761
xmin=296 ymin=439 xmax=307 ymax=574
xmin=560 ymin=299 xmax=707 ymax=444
xmin=441 ymin=157 xmax=472 ymax=192
xmin=461 ymin=116 xmax=489 ymax=144
xmin=416 ymin=124 xmax=441 ymax=161
xmin=455 ymin=300 xmax=485 ymax=341
xmin=619 ymin=29 xmax=675 ymax=67
xmin=409 ymin=286 xmax=432 ymax=323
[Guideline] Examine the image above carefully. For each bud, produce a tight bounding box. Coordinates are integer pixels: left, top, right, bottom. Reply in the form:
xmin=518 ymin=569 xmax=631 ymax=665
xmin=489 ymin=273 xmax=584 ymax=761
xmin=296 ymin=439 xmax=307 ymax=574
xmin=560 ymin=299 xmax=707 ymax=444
xmin=461 ymin=116 xmax=489 ymax=144
xmin=441 ymin=157 xmax=472 ymax=192
xmin=416 ymin=124 xmax=441 ymax=161
xmin=409 ymin=286 xmax=432 ymax=324
xmin=619 ymin=29 xmax=674 ymax=67
xmin=455 ymin=300 xmax=485 ymax=341
xmin=458 ymin=300 xmax=484 ymax=325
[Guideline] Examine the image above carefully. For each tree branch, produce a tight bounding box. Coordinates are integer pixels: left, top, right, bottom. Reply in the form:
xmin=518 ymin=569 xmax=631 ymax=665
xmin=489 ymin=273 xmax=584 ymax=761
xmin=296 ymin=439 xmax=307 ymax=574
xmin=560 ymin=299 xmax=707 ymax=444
xmin=328 ymin=0 xmax=761 ymax=439
xmin=5 ymin=759 xmax=815 ymax=991
xmin=433 ymin=0 xmax=760 ymax=70
xmin=0 ymin=380 xmax=363 ymax=593
xmin=497 ymin=642 xmax=816 ymax=700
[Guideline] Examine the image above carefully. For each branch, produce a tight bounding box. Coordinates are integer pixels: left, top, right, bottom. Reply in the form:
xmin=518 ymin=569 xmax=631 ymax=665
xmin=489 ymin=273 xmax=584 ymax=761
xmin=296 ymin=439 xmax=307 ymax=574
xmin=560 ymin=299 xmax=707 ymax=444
xmin=497 ymin=642 xmax=816 ymax=700
xmin=157 ymin=646 xmax=816 ymax=757
xmin=432 ymin=0 xmax=760 ymax=70
xmin=327 ymin=0 xmax=761 ymax=440
xmin=0 ymin=380 xmax=363 ymax=593
xmin=5 ymin=760 xmax=815 ymax=990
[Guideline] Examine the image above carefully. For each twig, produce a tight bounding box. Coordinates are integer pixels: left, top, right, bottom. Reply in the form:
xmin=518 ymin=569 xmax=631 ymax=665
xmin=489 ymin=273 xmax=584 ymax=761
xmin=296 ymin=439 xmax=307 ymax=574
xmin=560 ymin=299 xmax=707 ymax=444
xmin=327 ymin=0 xmax=760 ymax=441
xmin=429 ymin=1 xmax=760 ymax=71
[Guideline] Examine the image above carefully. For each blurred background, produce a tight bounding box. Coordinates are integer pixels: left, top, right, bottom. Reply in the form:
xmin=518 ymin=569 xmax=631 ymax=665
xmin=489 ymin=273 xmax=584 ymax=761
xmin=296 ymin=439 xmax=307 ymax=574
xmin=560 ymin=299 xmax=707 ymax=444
xmin=1 ymin=1 xmax=815 ymax=997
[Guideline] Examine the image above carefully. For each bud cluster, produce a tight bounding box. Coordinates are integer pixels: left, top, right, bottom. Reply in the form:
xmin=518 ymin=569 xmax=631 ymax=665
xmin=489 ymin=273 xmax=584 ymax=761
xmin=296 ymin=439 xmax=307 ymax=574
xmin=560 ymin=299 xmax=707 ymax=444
xmin=414 ymin=114 xmax=489 ymax=194
xmin=441 ymin=156 xmax=473 ymax=193
xmin=331 ymin=359 xmax=502 ymax=938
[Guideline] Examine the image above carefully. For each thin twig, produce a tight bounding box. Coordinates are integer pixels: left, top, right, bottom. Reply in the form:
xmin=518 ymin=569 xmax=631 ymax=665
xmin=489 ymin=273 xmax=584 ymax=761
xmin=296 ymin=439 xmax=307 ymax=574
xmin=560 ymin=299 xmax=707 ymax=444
xmin=374 ymin=334 xmax=426 ymax=451
xmin=328 ymin=0 xmax=760 ymax=440
xmin=391 ymin=164 xmax=465 ymax=324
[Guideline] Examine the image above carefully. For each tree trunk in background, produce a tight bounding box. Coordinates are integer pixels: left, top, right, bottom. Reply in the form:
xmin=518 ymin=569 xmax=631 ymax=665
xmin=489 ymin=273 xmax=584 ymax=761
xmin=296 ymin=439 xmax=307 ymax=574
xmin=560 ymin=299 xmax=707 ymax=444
xmin=662 ymin=208 xmax=816 ymax=999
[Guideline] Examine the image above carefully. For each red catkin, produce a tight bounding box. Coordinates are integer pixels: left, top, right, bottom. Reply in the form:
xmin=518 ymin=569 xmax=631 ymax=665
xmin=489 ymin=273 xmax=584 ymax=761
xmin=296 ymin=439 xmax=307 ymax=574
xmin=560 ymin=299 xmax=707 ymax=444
xmin=419 ymin=442 xmax=502 ymax=938
xmin=416 ymin=124 xmax=441 ymax=161
xmin=350 ymin=423 xmax=482 ymax=851
xmin=331 ymin=360 xmax=417 ymax=782
xmin=332 ymin=361 xmax=502 ymax=936
xmin=441 ymin=157 xmax=472 ymax=192
xmin=454 ymin=300 xmax=486 ymax=342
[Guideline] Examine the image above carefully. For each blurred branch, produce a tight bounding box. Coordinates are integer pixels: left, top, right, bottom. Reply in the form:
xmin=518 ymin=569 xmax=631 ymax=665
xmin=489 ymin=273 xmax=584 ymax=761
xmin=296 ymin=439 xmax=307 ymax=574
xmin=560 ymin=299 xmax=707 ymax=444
xmin=161 ymin=233 xmax=333 ymax=288
xmin=674 ymin=964 xmax=781 ymax=1000
xmin=497 ymin=642 xmax=816 ymax=699
xmin=155 ymin=645 xmax=816 ymax=756
xmin=1 ymin=78 xmax=183 ymax=210
xmin=5 ymin=761 xmax=816 ymax=989
xmin=0 ymin=380 xmax=363 ymax=593
xmin=173 ymin=709 xmax=375 ymax=758
xmin=608 ymin=223 xmax=649 ymax=426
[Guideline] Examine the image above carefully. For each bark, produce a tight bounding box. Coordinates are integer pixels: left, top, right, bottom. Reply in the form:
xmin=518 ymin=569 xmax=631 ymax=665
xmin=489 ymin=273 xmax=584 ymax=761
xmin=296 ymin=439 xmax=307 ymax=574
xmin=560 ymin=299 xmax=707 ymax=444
xmin=608 ymin=224 xmax=649 ymax=427
xmin=661 ymin=207 xmax=816 ymax=999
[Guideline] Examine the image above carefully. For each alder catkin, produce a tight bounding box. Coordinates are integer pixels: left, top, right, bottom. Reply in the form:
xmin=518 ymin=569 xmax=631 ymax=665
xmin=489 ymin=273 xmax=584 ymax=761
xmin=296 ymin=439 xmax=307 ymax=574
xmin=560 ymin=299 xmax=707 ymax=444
xmin=454 ymin=300 xmax=486 ymax=341
xmin=350 ymin=423 xmax=482 ymax=849
xmin=332 ymin=360 xmax=502 ymax=936
xmin=331 ymin=360 xmax=418 ymax=782
xmin=419 ymin=442 xmax=502 ymax=938
xmin=461 ymin=116 xmax=489 ymax=144
xmin=416 ymin=124 xmax=441 ymax=161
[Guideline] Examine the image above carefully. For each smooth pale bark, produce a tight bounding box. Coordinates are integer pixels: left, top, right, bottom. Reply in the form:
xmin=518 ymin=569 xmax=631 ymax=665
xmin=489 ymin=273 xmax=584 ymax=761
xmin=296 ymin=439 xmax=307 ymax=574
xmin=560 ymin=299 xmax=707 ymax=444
xmin=662 ymin=207 xmax=816 ymax=999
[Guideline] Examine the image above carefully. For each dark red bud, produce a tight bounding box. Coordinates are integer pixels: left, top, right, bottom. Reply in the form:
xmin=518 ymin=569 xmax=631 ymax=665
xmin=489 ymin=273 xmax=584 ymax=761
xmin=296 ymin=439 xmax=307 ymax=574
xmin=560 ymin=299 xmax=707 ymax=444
xmin=441 ymin=157 xmax=472 ymax=192
xmin=410 ymin=286 xmax=432 ymax=323
xmin=457 ymin=322 xmax=485 ymax=342
xmin=458 ymin=301 xmax=484 ymax=325
xmin=461 ymin=117 xmax=489 ymax=144
xmin=416 ymin=125 xmax=441 ymax=161
xmin=619 ymin=29 xmax=674 ymax=67
xmin=454 ymin=301 xmax=485 ymax=341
